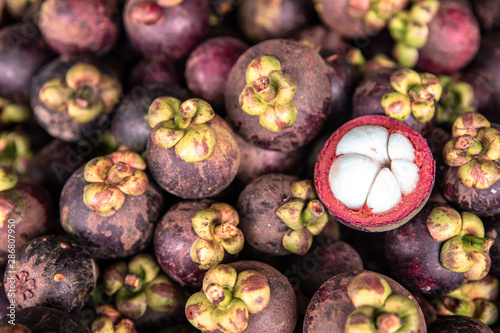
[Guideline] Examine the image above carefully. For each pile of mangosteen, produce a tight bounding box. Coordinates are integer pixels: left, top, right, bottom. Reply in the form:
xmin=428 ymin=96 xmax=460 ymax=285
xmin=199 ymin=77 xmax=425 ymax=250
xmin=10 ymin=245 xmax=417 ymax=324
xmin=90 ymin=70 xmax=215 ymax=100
xmin=2 ymin=0 xmax=500 ymax=332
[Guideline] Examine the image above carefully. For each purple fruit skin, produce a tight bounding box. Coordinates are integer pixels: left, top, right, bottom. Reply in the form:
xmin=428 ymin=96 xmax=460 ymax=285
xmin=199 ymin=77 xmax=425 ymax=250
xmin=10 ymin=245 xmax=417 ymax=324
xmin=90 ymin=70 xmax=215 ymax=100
xmin=237 ymin=0 xmax=309 ymax=42
xmin=185 ymin=36 xmax=248 ymax=110
xmin=352 ymin=68 xmax=434 ymax=135
xmin=385 ymin=202 xmax=465 ymax=295
xmin=124 ymin=0 xmax=210 ymax=62
xmin=427 ymin=315 xmax=494 ymax=333
xmin=0 ymin=23 xmax=53 ymax=103
xmin=60 ymin=166 xmax=164 ymax=259
xmin=324 ymin=53 xmax=354 ymax=119
xmin=225 ymin=39 xmax=332 ymax=152
xmin=129 ymin=59 xmax=180 ymax=89
xmin=303 ymin=270 xmax=427 ymax=333
xmin=417 ymin=0 xmax=480 ymax=74
xmin=153 ymin=200 xmax=237 ymax=287
xmin=473 ymin=0 xmax=500 ymax=30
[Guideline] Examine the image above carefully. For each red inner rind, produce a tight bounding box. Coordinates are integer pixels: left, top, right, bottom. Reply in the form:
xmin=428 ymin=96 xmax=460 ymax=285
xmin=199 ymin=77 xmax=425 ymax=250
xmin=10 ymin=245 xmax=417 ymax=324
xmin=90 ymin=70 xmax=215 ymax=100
xmin=314 ymin=116 xmax=435 ymax=227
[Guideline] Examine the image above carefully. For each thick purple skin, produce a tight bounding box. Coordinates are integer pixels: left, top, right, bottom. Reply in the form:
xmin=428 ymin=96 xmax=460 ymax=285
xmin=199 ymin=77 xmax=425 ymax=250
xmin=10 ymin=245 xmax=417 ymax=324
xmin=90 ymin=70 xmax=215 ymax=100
xmin=123 ymin=0 xmax=210 ymax=62
xmin=112 ymin=85 xmax=190 ymax=152
xmin=323 ymin=52 xmax=354 ymax=120
xmin=146 ymin=114 xmax=240 ymax=199
xmin=427 ymin=315 xmax=493 ymax=333
xmin=0 ymin=306 xmax=90 ymax=332
xmin=237 ymin=173 xmax=300 ymax=256
xmin=185 ymin=37 xmax=248 ymax=111
xmin=385 ymin=202 xmax=465 ymax=295
xmin=352 ymin=68 xmax=435 ymax=135
xmin=31 ymin=56 xmax=118 ymax=143
xmin=59 ymin=165 xmax=164 ymax=259
xmin=473 ymin=0 xmax=500 ymax=30
xmin=38 ymin=0 xmax=120 ymax=56
xmin=129 ymin=59 xmax=180 ymax=89
xmin=193 ymin=260 xmax=297 ymax=333
xmin=0 ymin=23 xmax=53 ymax=103
xmin=0 ymin=176 xmax=53 ymax=268
xmin=3 ymin=235 xmax=96 ymax=312
xmin=314 ymin=0 xmax=381 ymax=39
xmin=153 ymin=199 xmax=237 ymax=287
xmin=287 ymin=240 xmax=364 ymax=298
xmin=303 ymin=270 xmax=427 ymax=333
xmin=225 ymin=39 xmax=332 ymax=153
xmin=235 ymin=133 xmax=302 ymax=184
xmin=237 ymin=0 xmax=309 ymax=42
xmin=442 ymin=166 xmax=500 ymax=217
xmin=470 ymin=34 xmax=500 ymax=124
xmin=417 ymin=0 xmax=480 ymax=74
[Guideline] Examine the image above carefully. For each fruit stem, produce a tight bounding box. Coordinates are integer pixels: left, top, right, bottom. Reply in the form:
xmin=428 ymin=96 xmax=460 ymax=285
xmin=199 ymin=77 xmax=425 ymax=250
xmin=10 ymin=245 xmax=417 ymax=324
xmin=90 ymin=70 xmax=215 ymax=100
xmin=124 ymin=273 xmax=143 ymax=292
xmin=462 ymin=235 xmax=495 ymax=256
xmin=106 ymin=162 xmax=133 ymax=186
xmin=376 ymin=312 xmax=402 ymax=333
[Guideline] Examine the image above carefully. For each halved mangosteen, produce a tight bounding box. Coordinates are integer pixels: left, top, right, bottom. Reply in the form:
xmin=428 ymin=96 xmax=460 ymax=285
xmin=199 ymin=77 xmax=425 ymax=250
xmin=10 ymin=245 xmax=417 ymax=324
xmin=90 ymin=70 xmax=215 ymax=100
xmin=314 ymin=115 xmax=435 ymax=232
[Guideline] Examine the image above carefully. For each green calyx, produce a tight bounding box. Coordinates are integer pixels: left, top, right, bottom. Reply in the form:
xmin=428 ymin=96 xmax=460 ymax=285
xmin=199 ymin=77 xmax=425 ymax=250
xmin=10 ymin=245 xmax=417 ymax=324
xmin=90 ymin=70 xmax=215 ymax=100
xmin=148 ymin=97 xmax=216 ymax=163
xmin=443 ymin=112 xmax=500 ymax=189
xmin=436 ymin=76 xmax=476 ymax=126
xmin=91 ymin=305 xmax=138 ymax=333
xmin=276 ymin=180 xmax=329 ymax=255
xmin=189 ymin=203 xmax=244 ymax=270
xmin=185 ymin=264 xmax=271 ymax=333
xmin=433 ymin=275 xmax=499 ymax=325
xmin=0 ymin=98 xmax=31 ymax=125
xmin=83 ymin=149 xmax=148 ymax=217
xmin=345 ymin=272 xmax=419 ymax=333
xmin=381 ymin=68 xmax=441 ymax=123
xmin=0 ymin=166 xmax=18 ymax=192
xmin=389 ymin=0 xmax=439 ymax=67
xmin=0 ymin=166 xmax=25 ymax=228
xmin=239 ymin=55 xmax=298 ymax=132
xmin=103 ymin=253 xmax=182 ymax=320
xmin=427 ymin=206 xmax=494 ymax=280
xmin=347 ymin=0 xmax=408 ymax=33
xmin=38 ymin=63 xmax=122 ymax=124
xmin=0 ymin=131 xmax=33 ymax=175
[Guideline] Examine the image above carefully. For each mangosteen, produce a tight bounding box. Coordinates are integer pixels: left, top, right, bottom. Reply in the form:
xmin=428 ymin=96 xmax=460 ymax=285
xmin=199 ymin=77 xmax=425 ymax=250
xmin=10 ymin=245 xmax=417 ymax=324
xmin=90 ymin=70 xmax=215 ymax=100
xmin=236 ymin=0 xmax=310 ymax=42
xmin=31 ymin=57 xmax=122 ymax=143
xmin=4 ymin=234 xmax=96 ymax=312
xmin=314 ymin=0 xmax=407 ymax=39
xmin=0 ymin=130 xmax=33 ymax=175
xmin=123 ymin=0 xmax=210 ymax=62
xmin=303 ymin=270 xmax=427 ymax=333
xmin=91 ymin=304 xmax=138 ymax=333
xmin=112 ymin=85 xmax=190 ymax=152
xmin=385 ymin=202 xmax=495 ymax=295
xmin=185 ymin=261 xmax=297 ymax=333
xmin=154 ymin=199 xmax=244 ymax=287
xmin=314 ymin=115 xmax=435 ymax=232
xmin=238 ymin=174 xmax=329 ymax=256
xmin=185 ymin=36 xmax=248 ymax=111
xmin=129 ymin=59 xmax=180 ymax=89
xmin=146 ymin=97 xmax=240 ymax=199
xmin=352 ymin=68 xmax=442 ymax=134
xmin=38 ymin=0 xmax=120 ymax=55
xmin=60 ymin=148 xmax=164 ymax=259
xmin=388 ymin=0 xmax=480 ymax=73
xmin=427 ymin=315 xmax=494 ymax=333
xmin=432 ymin=275 xmax=499 ymax=326
xmin=473 ymin=0 xmax=500 ymax=30
xmin=0 ymin=167 xmax=53 ymax=268
xmin=99 ymin=253 xmax=185 ymax=331
xmin=293 ymin=25 xmax=350 ymax=55
xmin=440 ymin=112 xmax=500 ymax=217
xmin=0 ymin=23 xmax=54 ymax=103
xmin=436 ymin=75 xmax=477 ymax=128
xmin=235 ymin=133 xmax=302 ymax=185
xmin=224 ymin=39 xmax=332 ymax=152
xmin=0 ymin=306 xmax=90 ymax=332
xmin=286 ymin=239 xmax=363 ymax=298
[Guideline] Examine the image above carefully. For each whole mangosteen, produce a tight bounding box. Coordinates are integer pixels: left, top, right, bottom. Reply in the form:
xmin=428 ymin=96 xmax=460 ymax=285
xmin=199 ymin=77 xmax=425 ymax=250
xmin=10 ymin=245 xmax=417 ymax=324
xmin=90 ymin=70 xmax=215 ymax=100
xmin=146 ymin=97 xmax=240 ymax=199
xmin=303 ymin=270 xmax=427 ymax=333
xmin=314 ymin=115 xmax=435 ymax=232
xmin=31 ymin=57 xmax=122 ymax=143
xmin=185 ymin=261 xmax=297 ymax=333
xmin=60 ymin=148 xmax=164 ymax=259
xmin=4 ymin=235 xmax=96 ymax=312
xmin=224 ymin=39 xmax=332 ymax=152
xmin=154 ymin=199 xmax=244 ymax=287
xmin=385 ymin=202 xmax=494 ymax=295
